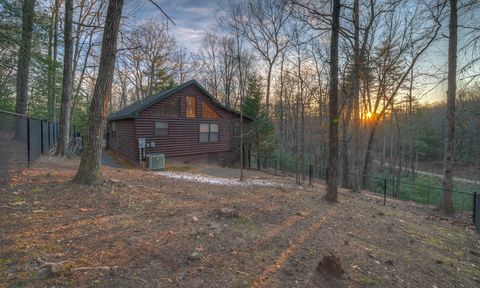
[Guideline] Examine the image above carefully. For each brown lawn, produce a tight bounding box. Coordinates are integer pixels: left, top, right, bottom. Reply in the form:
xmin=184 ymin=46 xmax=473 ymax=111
xmin=0 ymin=155 xmax=479 ymax=288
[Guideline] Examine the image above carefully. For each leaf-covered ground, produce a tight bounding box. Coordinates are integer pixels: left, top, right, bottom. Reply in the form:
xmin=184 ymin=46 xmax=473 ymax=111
xmin=0 ymin=155 xmax=479 ymax=287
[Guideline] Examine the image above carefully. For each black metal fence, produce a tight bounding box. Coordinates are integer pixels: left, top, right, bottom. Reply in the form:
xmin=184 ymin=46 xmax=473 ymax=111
xmin=251 ymin=154 xmax=479 ymax=223
xmin=0 ymin=110 xmax=59 ymax=184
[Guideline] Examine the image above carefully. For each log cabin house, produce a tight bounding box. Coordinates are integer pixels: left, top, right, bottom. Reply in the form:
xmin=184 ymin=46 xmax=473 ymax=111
xmin=107 ymin=80 xmax=253 ymax=167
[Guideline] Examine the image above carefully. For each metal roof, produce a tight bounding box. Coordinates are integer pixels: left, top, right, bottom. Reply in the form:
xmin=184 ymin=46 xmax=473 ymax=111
xmin=107 ymin=79 xmax=254 ymax=121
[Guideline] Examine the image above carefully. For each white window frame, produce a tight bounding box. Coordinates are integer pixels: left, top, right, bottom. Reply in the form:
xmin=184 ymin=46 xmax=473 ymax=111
xmin=155 ymin=121 xmax=169 ymax=136
xmin=199 ymin=123 xmax=219 ymax=143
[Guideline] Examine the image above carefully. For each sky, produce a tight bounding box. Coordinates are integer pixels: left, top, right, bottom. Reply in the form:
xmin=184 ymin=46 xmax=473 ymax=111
xmin=121 ymin=0 xmax=480 ymax=104
xmin=124 ymin=0 xmax=225 ymax=50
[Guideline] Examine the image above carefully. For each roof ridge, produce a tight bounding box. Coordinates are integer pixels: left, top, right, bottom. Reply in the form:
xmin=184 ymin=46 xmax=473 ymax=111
xmin=107 ymin=79 xmax=253 ymax=121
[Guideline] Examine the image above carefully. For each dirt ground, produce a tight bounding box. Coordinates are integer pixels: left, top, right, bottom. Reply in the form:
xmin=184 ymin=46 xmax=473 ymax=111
xmin=1 ymin=155 xmax=479 ymax=288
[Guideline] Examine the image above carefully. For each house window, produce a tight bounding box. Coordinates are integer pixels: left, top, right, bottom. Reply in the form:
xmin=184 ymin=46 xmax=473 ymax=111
xmin=154 ymin=98 xmax=179 ymax=117
xmin=202 ymin=101 xmax=220 ymax=119
xmin=155 ymin=122 xmax=168 ymax=136
xmin=186 ymin=96 xmax=196 ymax=118
xmin=199 ymin=123 xmax=219 ymax=143
xmin=111 ymin=122 xmax=116 ymax=139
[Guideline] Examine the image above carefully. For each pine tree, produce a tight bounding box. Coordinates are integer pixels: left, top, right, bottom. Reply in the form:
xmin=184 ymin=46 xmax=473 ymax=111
xmin=15 ymin=0 xmax=35 ymax=115
xmin=242 ymin=74 xmax=275 ymax=170
xmin=153 ymin=68 xmax=175 ymax=92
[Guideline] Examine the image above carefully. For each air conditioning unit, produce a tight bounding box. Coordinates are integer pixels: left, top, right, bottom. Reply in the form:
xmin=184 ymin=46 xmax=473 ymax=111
xmin=146 ymin=153 xmax=165 ymax=170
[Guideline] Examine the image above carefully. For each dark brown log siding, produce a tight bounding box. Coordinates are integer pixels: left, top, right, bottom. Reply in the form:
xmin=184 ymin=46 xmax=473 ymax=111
xmin=108 ymin=119 xmax=135 ymax=160
xmin=134 ymin=84 xmax=245 ymax=160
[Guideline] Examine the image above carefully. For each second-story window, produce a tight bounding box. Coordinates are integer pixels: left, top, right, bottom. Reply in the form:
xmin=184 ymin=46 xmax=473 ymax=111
xmin=186 ymin=96 xmax=196 ymax=117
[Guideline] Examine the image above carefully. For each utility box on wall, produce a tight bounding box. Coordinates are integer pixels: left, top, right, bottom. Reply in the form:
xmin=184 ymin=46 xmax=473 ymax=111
xmin=138 ymin=138 xmax=146 ymax=149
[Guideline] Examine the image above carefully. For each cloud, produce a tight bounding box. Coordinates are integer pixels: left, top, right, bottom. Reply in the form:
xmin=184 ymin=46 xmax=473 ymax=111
xmin=125 ymin=0 xmax=226 ymax=51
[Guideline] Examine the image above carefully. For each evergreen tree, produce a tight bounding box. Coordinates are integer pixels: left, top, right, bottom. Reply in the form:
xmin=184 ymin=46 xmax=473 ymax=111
xmin=153 ymin=68 xmax=175 ymax=92
xmin=242 ymin=74 xmax=275 ymax=170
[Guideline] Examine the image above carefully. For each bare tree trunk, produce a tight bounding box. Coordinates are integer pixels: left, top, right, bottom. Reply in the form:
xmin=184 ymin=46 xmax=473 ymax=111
xmin=362 ymin=123 xmax=377 ymax=188
xmin=15 ymin=0 xmax=35 ymax=115
xmin=342 ymin=101 xmax=352 ymax=189
xmin=257 ymin=135 xmax=260 ymax=170
xmin=266 ymin=63 xmax=273 ymax=115
xmin=298 ymin=52 xmax=305 ymax=182
xmin=394 ymin=111 xmax=402 ymax=197
xmin=442 ymin=0 xmax=457 ymax=215
xmin=74 ymin=0 xmax=124 ymax=185
xmin=51 ymin=0 xmax=60 ymax=123
xmin=70 ymin=31 xmax=95 ymax=129
xmin=301 ymin=101 xmax=306 ymax=182
xmin=233 ymin=13 xmax=245 ymax=181
xmin=47 ymin=0 xmax=60 ymax=122
xmin=279 ymin=53 xmax=285 ymax=172
xmin=295 ymin=92 xmax=301 ymax=185
xmin=57 ymin=0 xmax=74 ymax=156
xmin=390 ymin=110 xmax=394 ymax=176
xmin=351 ymin=0 xmax=361 ymax=192
xmin=408 ymin=67 xmax=415 ymax=179
xmin=325 ymin=0 xmax=341 ymax=203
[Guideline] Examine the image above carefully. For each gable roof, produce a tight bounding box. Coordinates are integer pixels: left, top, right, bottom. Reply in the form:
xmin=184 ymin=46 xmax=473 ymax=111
xmin=108 ymin=80 xmax=253 ymax=121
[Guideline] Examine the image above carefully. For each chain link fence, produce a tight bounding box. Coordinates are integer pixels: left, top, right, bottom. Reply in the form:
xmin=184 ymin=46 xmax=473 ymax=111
xmin=251 ymin=153 xmax=479 ymax=223
xmin=0 ymin=110 xmax=59 ymax=185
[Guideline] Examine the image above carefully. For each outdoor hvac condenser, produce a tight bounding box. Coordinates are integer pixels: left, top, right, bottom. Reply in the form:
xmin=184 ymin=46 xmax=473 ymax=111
xmin=146 ymin=153 xmax=165 ymax=170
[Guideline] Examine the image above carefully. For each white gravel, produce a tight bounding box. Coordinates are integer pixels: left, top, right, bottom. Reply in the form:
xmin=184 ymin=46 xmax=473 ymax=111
xmin=155 ymin=171 xmax=284 ymax=187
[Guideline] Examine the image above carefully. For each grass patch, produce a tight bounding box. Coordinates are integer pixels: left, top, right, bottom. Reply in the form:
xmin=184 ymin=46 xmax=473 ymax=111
xmin=30 ymin=187 xmax=43 ymax=193
xmin=164 ymin=165 xmax=192 ymax=172
xmin=366 ymin=173 xmax=477 ymax=211
xmin=14 ymin=196 xmax=25 ymax=202
xmin=358 ymin=274 xmax=375 ymax=286
xmin=232 ymin=217 xmax=260 ymax=236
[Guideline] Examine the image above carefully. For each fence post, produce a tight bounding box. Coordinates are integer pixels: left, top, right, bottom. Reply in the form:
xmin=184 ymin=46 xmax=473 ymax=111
xmin=461 ymin=193 xmax=464 ymax=211
xmin=325 ymin=167 xmax=329 ymax=182
xmin=426 ymin=189 xmax=430 ymax=208
xmin=40 ymin=120 xmax=44 ymax=154
xmin=383 ymin=178 xmax=387 ymax=206
xmin=473 ymin=192 xmax=477 ymax=224
xmin=309 ymin=163 xmax=313 ymax=186
xmin=472 ymin=192 xmax=477 ymax=224
xmin=392 ymin=177 xmax=395 ymax=198
xmin=47 ymin=122 xmax=51 ymax=149
xmin=53 ymin=123 xmax=56 ymax=145
xmin=27 ymin=117 xmax=31 ymax=168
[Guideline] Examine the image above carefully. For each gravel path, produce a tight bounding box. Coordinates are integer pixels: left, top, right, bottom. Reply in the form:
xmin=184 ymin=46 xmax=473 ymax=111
xmin=101 ymin=149 xmax=129 ymax=168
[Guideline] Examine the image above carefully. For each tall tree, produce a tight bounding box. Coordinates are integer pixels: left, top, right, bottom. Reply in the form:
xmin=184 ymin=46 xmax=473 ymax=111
xmin=15 ymin=0 xmax=35 ymax=115
xmin=74 ymin=0 xmax=124 ymax=185
xmin=441 ymin=0 xmax=457 ymax=215
xmin=47 ymin=0 xmax=60 ymax=122
xmin=57 ymin=0 xmax=73 ymax=156
xmin=360 ymin=2 xmax=445 ymax=188
xmin=243 ymin=74 xmax=275 ymax=169
xmin=325 ymin=0 xmax=341 ymax=203
xmin=233 ymin=0 xmax=290 ymax=115
xmin=351 ymin=0 xmax=361 ymax=191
